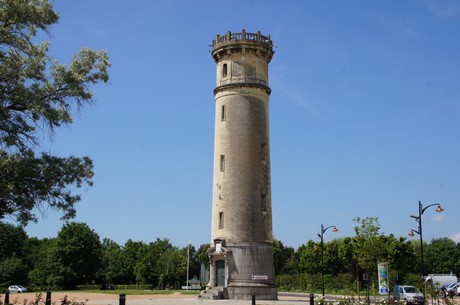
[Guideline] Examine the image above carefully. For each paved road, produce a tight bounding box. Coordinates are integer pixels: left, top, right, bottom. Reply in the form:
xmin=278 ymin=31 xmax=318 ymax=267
xmin=84 ymin=292 xmax=314 ymax=305
xmin=11 ymin=291 xmax=458 ymax=305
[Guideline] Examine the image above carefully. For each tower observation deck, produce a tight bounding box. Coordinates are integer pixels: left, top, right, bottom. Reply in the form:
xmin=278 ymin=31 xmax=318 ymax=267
xmin=211 ymin=30 xmax=274 ymax=96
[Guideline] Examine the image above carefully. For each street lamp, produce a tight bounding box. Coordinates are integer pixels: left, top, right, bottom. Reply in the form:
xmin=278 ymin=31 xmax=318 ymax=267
xmin=318 ymin=224 xmax=338 ymax=297
xmin=408 ymin=201 xmax=444 ymax=277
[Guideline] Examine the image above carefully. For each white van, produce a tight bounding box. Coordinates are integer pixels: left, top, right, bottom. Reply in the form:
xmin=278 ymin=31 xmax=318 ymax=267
xmin=425 ymin=274 xmax=458 ymax=289
xmin=393 ymin=285 xmax=424 ymax=305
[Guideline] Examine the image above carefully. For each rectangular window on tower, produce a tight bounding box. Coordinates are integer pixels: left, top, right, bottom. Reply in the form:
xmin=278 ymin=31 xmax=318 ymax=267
xmin=261 ymin=194 xmax=267 ymax=212
xmin=221 ymin=105 xmax=226 ymax=121
xmin=222 ymin=63 xmax=228 ymax=77
xmin=260 ymin=143 xmax=266 ymax=161
xmin=220 ymin=155 xmax=225 ymax=172
xmin=218 ymin=212 xmax=224 ymax=229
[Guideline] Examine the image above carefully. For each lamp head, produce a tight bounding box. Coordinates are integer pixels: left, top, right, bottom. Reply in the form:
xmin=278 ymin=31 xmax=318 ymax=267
xmin=408 ymin=229 xmax=415 ymax=237
xmin=332 ymin=226 xmax=338 ymax=233
xmin=436 ymin=204 xmax=444 ymax=213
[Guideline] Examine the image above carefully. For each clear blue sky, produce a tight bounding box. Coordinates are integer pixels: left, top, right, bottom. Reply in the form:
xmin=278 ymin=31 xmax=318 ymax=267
xmin=24 ymin=0 xmax=460 ymax=249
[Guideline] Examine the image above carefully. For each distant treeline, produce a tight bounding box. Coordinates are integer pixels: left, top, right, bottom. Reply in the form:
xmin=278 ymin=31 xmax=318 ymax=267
xmin=1 ymin=217 xmax=459 ymax=294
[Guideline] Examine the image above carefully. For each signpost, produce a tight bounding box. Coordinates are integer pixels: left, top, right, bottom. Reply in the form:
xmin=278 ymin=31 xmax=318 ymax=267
xmin=378 ymin=262 xmax=389 ymax=295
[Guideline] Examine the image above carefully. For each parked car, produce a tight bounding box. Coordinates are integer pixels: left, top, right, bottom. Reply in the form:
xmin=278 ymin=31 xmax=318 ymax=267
xmin=8 ymin=285 xmax=28 ymax=293
xmin=445 ymin=282 xmax=460 ymax=297
xmin=394 ymin=285 xmax=424 ymax=305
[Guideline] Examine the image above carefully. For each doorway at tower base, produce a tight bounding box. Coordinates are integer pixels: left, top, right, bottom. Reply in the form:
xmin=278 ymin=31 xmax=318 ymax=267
xmin=208 ymin=241 xmax=278 ymax=300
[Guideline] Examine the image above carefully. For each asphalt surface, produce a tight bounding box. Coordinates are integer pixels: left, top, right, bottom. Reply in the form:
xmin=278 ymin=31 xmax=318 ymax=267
xmin=84 ymin=292 xmax=315 ymax=305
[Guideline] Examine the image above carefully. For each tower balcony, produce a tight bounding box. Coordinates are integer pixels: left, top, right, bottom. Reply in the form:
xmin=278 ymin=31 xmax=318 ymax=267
xmin=212 ymin=29 xmax=273 ymax=49
xmin=211 ymin=29 xmax=274 ymax=63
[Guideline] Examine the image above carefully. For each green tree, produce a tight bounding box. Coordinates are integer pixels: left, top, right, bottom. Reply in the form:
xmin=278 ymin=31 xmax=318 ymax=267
xmin=380 ymin=235 xmax=417 ymax=283
xmin=324 ymin=238 xmax=350 ymax=276
xmin=0 ymin=0 xmax=110 ymax=225
xmin=273 ymin=238 xmax=295 ymax=275
xmin=425 ymin=237 xmax=460 ymax=275
xmin=160 ymin=246 xmax=187 ymax=288
xmin=27 ymin=238 xmax=62 ymax=288
xmin=99 ymin=238 xmax=126 ymax=286
xmin=408 ymin=239 xmax=424 ymax=276
xmin=0 ymin=222 xmax=27 ymax=259
xmin=353 ymin=216 xmax=386 ymax=295
xmin=149 ymin=238 xmax=176 ymax=287
xmin=0 ymin=256 xmax=28 ymax=287
xmin=297 ymin=240 xmax=321 ymax=274
xmin=282 ymin=250 xmax=300 ymax=275
xmin=0 ymin=222 xmax=29 ymax=286
xmin=339 ymin=237 xmax=357 ymax=276
xmin=120 ymin=239 xmax=146 ymax=284
xmin=195 ymin=243 xmax=210 ymax=269
xmin=54 ymin=222 xmax=103 ymax=288
xmin=353 ymin=217 xmax=385 ymax=274
xmin=194 ymin=243 xmax=210 ymax=286
xmin=134 ymin=260 xmax=148 ymax=286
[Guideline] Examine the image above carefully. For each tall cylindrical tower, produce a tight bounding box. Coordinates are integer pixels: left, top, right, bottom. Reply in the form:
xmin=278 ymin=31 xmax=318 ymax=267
xmin=206 ymin=30 xmax=277 ymax=300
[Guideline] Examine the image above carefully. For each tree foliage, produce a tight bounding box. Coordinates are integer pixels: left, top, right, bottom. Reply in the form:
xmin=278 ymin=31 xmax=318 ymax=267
xmin=0 ymin=221 xmax=27 ymax=259
xmin=353 ymin=216 xmax=385 ymax=275
xmin=273 ymin=238 xmax=295 ymax=275
xmin=27 ymin=222 xmax=102 ymax=289
xmin=55 ymin=222 xmax=103 ymax=288
xmin=99 ymin=238 xmax=125 ymax=285
xmin=2 ymin=219 xmax=459 ymax=293
xmin=0 ymin=0 xmax=110 ymax=224
xmin=297 ymin=240 xmax=321 ymax=274
xmin=27 ymin=237 xmax=58 ymax=287
xmin=0 ymin=222 xmax=28 ymax=286
xmin=425 ymin=237 xmax=460 ymax=274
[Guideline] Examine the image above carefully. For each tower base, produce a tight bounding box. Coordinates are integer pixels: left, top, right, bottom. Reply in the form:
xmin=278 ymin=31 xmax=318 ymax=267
xmin=206 ymin=241 xmax=278 ymax=300
xmin=199 ymin=285 xmax=278 ymax=300
xmin=227 ymin=283 xmax=278 ymax=300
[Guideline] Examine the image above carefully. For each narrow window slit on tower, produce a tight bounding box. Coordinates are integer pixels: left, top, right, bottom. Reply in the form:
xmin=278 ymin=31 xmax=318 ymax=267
xmin=260 ymin=143 xmax=266 ymax=160
xmin=220 ymin=155 xmax=225 ymax=172
xmin=221 ymin=105 xmax=226 ymax=121
xmin=222 ymin=63 xmax=228 ymax=77
xmin=219 ymin=212 xmax=224 ymax=229
xmin=261 ymin=194 xmax=267 ymax=212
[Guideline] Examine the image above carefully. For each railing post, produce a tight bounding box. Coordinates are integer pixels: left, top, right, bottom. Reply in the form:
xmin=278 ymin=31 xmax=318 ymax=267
xmin=4 ymin=289 xmax=10 ymax=305
xmin=252 ymin=293 xmax=256 ymax=305
xmin=119 ymin=294 xmax=126 ymax=305
xmin=45 ymin=288 xmax=52 ymax=305
xmin=310 ymin=293 xmax=315 ymax=305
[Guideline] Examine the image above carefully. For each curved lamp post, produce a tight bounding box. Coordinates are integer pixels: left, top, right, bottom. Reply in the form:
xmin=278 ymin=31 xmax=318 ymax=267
xmin=408 ymin=201 xmax=444 ymax=277
xmin=318 ymin=224 xmax=338 ymax=297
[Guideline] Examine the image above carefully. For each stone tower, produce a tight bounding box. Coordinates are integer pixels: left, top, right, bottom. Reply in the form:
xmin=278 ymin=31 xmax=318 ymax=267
xmin=206 ymin=30 xmax=277 ymax=300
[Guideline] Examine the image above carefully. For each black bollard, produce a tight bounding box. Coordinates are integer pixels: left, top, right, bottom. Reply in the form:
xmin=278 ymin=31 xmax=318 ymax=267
xmin=45 ymin=288 xmax=52 ymax=305
xmin=119 ymin=294 xmax=126 ymax=305
xmin=252 ymin=294 xmax=256 ymax=305
xmin=310 ymin=293 xmax=314 ymax=305
xmin=5 ymin=289 xmax=10 ymax=305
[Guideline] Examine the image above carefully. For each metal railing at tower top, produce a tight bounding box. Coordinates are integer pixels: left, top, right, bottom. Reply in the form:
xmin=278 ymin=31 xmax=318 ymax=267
xmin=212 ymin=29 xmax=273 ymax=49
